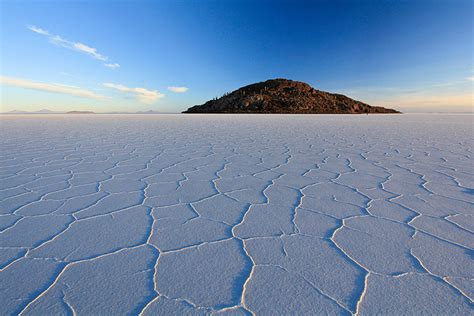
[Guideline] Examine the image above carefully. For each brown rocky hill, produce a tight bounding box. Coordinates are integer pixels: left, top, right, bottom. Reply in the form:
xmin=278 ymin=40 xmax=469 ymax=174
xmin=183 ymin=79 xmax=400 ymax=114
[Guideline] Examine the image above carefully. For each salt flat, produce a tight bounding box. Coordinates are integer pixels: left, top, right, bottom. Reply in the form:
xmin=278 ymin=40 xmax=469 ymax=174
xmin=0 ymin=114 xmax=472 ymax=315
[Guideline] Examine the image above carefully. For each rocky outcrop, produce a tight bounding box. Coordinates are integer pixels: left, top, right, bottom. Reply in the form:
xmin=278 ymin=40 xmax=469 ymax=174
xmin=183 ymin=79 xmax=399 ymax=114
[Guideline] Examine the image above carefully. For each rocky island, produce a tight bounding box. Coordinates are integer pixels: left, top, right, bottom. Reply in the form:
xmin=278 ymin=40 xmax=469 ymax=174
xmin=183 ymin=79 xmax=399 ymax=114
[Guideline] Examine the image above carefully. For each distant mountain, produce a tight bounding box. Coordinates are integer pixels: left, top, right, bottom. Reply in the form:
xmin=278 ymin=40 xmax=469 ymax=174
xmin=2 ymin=108 xmax=174 ymax=115
xmin=36 ymin=109 xmax=56 ymax=113
xmin=2 ymin=109 xmax=64 ymax=114
xmin=66 ymin=111 xmax=95 ymax=114
xmin=135 ymin=110 xmax=161 ymax=114
xmin=183 ymin=78 xmax=400 ymax=114
xmin=5 ymin=110 xmax=29 ymax=114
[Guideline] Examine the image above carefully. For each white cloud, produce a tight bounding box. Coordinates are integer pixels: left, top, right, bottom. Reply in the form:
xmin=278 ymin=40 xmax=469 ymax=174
xmin=167 ymin=86 xmax=189 ymax=93
xmin=49 ymin=35 xmax=69 ymax=47
xmin=27 ymin=25 xmax=49 ymax=36
xmin=73 ymin=42 xmax=107 ymax=61
xmin=380 ymin=93 xmax=473 ymax=107
xmin=27 ymin=25 xmax=117 ymax=67
xmin=103 ymin=83 xmax=164 ymax=104
xmin=466 ymin=76 xmax=474 ymax=81
xmin=104 ymin=63 xmax=120 ymax=69
xmin=340 ymin=81 xmax=473 ymax=113
xmin=52 ymin=83 xmax=81 ymax=89
xmin=1 ymin=76 xmax=105 ymax=99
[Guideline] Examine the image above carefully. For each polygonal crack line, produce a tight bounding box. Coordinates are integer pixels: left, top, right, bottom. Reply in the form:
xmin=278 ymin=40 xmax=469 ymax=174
xmin=279 ymin=184 xmax=322 ymax=235
xmin=328 ymin=219 xmax=372 ymax=314
xmin=0 ymin=173 xmax=57 ymax=192
xmin=444 ymin=214 xmax=474 ymax=234
xmin=248 ymin=262 xmax=352 ymax=314
xmin=9 ymin=200 xmax=67 ymax=220
xmin=418 ymin=192 xmax=472 ymax=210
xmin=1 ymin=203 xmax=151 ymax=270
xmin=290 ymin=190 xmax=302 ymax=235
xmin=184 ymin=213 xmax=234 ymax=228
xmin=18 ymin=244 xmax=151 ymax=315
xmin=299 ymin=206 xmax=366 ymax=227
xmin=0 ymin=215 xmax=25 ymax=234
xmin=71 ymin=196 xmax=146 ymax=221
xmin=138 ymin=293 xmax=210 ymax=316
xmin=71 ymin=190 xmax=146 ymax=220
xmin=148 ymin=229 xmax=253 ymax=313
xmin=179 ymin=192 xmax=223 ymax=207
xmin=444 ymin=277 xmax=474 ymax=304
xmin=142 ymin=196 xmax=162 ymax=313
xmin=328 ymin=206 xmax=442 ymax=246
xmin=219 ymin=200 xmax=259 ymax=314
xmin=138 ymin=249 xmax=163 ymax=316
xmin=329 ymin=180 xmax=372 ymax=209
xmin=57 ymin=281 xmax=77 ymax=316
xmin=230 ymin=170 xmax=285 ymax=233
xmin=331 ymin=222 xmax=472 ymax=312
xmin=1 ymin=190 xmax=58 ymax=216
xmin=171 ymin=236 xmax=258 ymax=316
xmin=156 ymin=237 xmax=235 ymax=255
xmin=386 ymin=196 xmax=422 ymax=225
xmin=295 ymin=268 xmax=353 ymax=314
xmin=406 ymin=219 xmax=472 ymax=251
xmin=232 ymin=203 xmax=285 ymax=238
xmin=416 ymin=212 xmax=474 ymax=237
xmin=393 ymin=162 xmax=435 ymax=195
xmin=234 ymin=237 xmax=256 ymax=315
xmin=209 ymin=153 xmax=238 ymax=198
xmin=436 ymin=169 xmax=471 ymax=190
xmin=408 ymin=248 xmax=473 ymax=303
xmin=50 ymin=192 xmax=111 ymax=216
xmin=9 ymin=181 xmax=106 ymax=217
xmin=0 ymin=215 xmax=76 ymax=272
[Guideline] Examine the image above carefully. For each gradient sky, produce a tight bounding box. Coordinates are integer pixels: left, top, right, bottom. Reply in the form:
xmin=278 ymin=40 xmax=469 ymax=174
xmin=1 ymin=0 xmax=473 ymax=113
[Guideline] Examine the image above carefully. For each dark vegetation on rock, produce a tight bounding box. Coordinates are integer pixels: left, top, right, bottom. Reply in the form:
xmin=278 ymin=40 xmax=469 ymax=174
xmin=183 ymin=79 xmax=400 ymax=114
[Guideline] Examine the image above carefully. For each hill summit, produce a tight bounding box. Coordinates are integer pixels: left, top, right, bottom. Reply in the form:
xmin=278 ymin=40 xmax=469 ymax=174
xmin=183 ymin=79 xmax=399 ymax=114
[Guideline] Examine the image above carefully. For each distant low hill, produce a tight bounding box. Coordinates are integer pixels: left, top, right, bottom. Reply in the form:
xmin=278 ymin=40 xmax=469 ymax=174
xmin=5 ymin=110 xmax=29 ymax=114
xmin=3 ymin=109 xmax=63 ymax=114
xmin=36 ymin=109 xmax=57 ymax=114
xmin=135 ymin=110 xmax=161 ymax=114
xmin=183 ymin=78 xmax=400 ymax=114
xmin=66 ymin=111 xmax=95 ymax=114
xmin=1 ymin=109 xmax=170 ymax=115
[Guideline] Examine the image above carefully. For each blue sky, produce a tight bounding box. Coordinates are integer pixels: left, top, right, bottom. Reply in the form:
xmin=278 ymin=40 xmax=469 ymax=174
xmin=1 ymin=0 xmax=472 ymax=113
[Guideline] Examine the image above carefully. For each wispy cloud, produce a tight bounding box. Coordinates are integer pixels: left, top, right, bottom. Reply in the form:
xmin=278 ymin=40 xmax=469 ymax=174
xmin=103 ymin=83 xmax=164 ymax=104
xmin=376 ymin=93 xmax=473 ymax=111
xmin=27 ymin=25 xmax=118 ymax=68
xmin=434 ymin=77 xmax=474 ymax=87
xmin=72 ymin=42 xmax=107 ymax=61
xmin=52 ymin=83 xmax=81 ymax=89
xmin=167 ymin=86 xmax=189 ymax=93
xmin=1 ymin=76 xmax=106 ymax=99
xmin=339 ymin=79 xmax=473 ymax=112
xmin=105 ymin=63 xmax=120 ymax=69
xmin=28 ymin=25 xmax=50 ymax=36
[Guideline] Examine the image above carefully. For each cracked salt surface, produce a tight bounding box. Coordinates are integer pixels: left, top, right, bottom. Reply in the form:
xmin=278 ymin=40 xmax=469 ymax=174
xmin=0 ymin=114 xmax=472 ymax=315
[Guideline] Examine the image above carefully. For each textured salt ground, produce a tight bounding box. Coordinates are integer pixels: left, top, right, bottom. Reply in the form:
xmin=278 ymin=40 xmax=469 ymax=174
xmin=0 ymin=114 xmax=472 ymax=315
